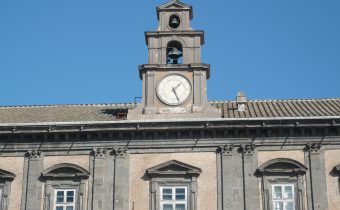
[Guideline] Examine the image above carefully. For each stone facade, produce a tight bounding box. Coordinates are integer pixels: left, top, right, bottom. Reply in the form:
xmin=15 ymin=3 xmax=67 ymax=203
xmin=0 ymin=1 xmax=339 ymax=210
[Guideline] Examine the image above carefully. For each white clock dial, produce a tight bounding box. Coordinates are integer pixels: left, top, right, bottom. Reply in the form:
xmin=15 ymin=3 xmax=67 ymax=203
xmin=157 ymin=74 xmax=191 ymax=105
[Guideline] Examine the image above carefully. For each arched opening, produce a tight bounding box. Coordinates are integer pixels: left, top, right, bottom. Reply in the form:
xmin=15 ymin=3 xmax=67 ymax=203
xmin=167 ymin=41 xmax=183 ymax=64
xmin=169 ymin=14 xmax=180 ymax=29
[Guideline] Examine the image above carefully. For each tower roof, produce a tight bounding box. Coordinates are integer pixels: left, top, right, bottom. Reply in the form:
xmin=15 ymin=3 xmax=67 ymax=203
xmin=156 ymin=0 xmax=193 ymax=20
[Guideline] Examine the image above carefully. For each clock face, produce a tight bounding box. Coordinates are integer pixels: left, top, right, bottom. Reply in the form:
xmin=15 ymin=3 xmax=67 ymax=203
xmin=157 ymin=74 xmax=191 ymax=106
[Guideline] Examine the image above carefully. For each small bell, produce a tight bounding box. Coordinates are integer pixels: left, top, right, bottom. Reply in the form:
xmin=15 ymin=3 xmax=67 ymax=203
xmin=169 ymin=16 xmax=180 ymax=29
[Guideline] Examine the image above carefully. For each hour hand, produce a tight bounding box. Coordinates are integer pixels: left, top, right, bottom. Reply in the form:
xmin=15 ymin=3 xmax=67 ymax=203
xmin=172 ymin=87 xmax=180 ymax=102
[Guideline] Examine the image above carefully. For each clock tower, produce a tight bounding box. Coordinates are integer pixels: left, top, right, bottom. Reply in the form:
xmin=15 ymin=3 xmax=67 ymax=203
xmin=128 ymin=0 xmax=220 ymax=120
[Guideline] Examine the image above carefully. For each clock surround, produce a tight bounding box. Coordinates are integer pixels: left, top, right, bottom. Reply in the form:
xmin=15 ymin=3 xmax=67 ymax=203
xmin=156 ymin=74 xmax=192 ymax=106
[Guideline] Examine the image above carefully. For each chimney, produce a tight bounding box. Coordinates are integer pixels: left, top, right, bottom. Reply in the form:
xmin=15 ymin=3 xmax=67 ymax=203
xmin=236 ymin=91 xmax=247 ymax=111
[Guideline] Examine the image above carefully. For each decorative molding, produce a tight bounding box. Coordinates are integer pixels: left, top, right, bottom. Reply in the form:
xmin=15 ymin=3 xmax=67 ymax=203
xmin=305 ymin=143 xmax=321 ymax=153
xmin=334 ymin=164 xmax=340 ymax=174
xmin=114 ymin=147 xmax=128 ymax=158
xmin=217 ymin=144 xmax=233 ymax=154
xmin=41 ymin=163 xmax=90 ymax=179
xmin=0 ymin=169 xmax=15 ymax=181
xmin=240 ymin=144 xmax=256 ymax=154
xmin=92 ymin=147 xmax=107 ymax=159
xmin=257 ymin=158 xmax=308 ymax=176
xmin=26 ymin=149 xmax=41 ymax=161
xmin=147 ymin=159 xmax=202 ymax=177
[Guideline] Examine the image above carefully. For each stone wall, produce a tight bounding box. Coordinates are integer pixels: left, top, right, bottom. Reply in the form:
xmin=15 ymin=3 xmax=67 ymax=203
xmin=324 ymin=150 xmax=340 ymax=210
xmin=0 ymin=156 xmax=24 ymax=210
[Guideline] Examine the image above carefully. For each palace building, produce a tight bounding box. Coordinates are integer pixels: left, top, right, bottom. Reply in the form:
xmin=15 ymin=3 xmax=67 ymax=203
xmin=0 ymin=1 xmax=340 ymax=210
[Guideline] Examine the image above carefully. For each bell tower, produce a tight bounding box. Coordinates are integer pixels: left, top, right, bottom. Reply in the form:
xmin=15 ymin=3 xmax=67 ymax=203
xmin=128 ymin=0 xmax=220 ymax=120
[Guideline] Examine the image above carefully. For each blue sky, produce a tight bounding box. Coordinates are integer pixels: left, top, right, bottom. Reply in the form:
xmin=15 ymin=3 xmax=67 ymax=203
xmin=0 ymin=0 xmax=339 ymax=106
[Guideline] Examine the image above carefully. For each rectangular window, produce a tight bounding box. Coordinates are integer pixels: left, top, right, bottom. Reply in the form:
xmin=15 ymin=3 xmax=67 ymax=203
xmin=54 ymin=189 xmax=76 ymax=210
xmin=272 ymin=184 xmax=295 ymax=210
xmin=160 ymin=186 xmax=187 ymax=210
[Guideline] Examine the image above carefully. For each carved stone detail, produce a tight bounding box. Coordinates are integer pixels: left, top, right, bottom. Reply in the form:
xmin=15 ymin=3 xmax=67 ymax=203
xmin=114 ymin=147 xmax=128 ymax=157
xmin=240 ymin=144 xmax=256 ymax=154
xmin=26 ymin=149 xmax=41 ymax=160
xmin=305 ymin=143 xmax=321 ymax=153
xmin=218 ymin=144 xmax=234 ymax=154
xmin=92 ymin=147 xmax=107 ymax=158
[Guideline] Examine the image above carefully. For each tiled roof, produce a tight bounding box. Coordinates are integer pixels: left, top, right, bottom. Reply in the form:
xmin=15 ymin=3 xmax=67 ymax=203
xmin=0 ymin=103 xmax=135 ymax=124
xmin=0 ymin=98 xmax=339 ymax=124
xmin=211 ymin=98 xmax=340 ymax=119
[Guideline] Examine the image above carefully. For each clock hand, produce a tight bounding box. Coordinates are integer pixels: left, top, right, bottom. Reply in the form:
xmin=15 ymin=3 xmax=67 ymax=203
xmin=173 ymin=83 xmax=181 ymax=90
xmin=172 ymin=87 xmax=180 ymax=102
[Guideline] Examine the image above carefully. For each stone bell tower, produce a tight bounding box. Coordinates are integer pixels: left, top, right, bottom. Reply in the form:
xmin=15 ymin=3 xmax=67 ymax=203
xmin=128 ymin=0 xmax=220 ymax=120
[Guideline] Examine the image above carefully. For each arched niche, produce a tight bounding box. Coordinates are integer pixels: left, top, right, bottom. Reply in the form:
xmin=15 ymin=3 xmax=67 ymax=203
xmin=167 ymin=40 xmax=183 ymax=64
xmin=41 ymin=163 xmax=90 ymax=210
xmin=257 ymin=158 xmax=307 ymax=210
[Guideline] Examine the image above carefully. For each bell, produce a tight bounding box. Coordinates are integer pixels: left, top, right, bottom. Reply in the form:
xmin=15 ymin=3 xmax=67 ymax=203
xmin=168 ymin=47 xmax=182 ymax=59
xmin=169 ymin=17 xmax=180 ymax=28
xmin=167 ymin=47 xmax=183 ymax=64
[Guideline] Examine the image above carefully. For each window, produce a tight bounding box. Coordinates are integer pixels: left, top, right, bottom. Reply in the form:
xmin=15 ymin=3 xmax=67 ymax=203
xmin=257 ymin=158 xmax=307 ymax=210
xmin=160 ymin=186 xmax=187 ymax=210
xmin=0 ymin=169 xmax=15 ymax=210
xmin=41 ymin=163 xmax=89 ymax=210
xmin=272 ymin=184 xmax=295 ymax=210
xmin=54 ymin=189 xmax=76 ymax=210
xmin=146 ymin=160 xmax=201 ymax=210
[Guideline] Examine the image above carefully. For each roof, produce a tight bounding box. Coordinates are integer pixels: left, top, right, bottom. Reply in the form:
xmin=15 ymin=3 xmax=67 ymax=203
xmin=0 ymin=98 xmax=339 ymax=125
xmin=156 ymin=0 xmax=193 ymax=20
xmin=0 ymin=103 xmax=135 ymax=124
xmin=212 ymin=98 xmax=340 ymax=119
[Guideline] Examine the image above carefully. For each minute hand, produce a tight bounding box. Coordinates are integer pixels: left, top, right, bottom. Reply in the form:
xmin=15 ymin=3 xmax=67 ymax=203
xmin=173 ymin=83 xmax=181 ymax=90
xmin=172 ymin=87 xmax=180 ymax=102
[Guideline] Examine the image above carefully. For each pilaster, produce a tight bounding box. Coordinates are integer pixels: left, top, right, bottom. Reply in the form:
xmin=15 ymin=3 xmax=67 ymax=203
xmin=143 ymin=71 xmax=156 ymax=114
xmin=91 ymin=147 xmax=114 ymax=210
xmin=241 ymin=144 xmax=260 ymax=210
xmin=192 ymin=70 xmax=203 ymax=112
xmin=218 ymin=144 xmax=244 ymax=210
xmin=24 ymin=150 xmax=44 ymax=210
xmin=304 ymin=143 xmax=329 ymax=210
xmin=113 ymin=147 xmax=130 ymax=210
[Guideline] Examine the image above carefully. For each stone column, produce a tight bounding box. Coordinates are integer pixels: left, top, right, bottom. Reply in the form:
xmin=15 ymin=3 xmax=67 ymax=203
xmin=24 ymin=150 xmax=44 ymax=210
xmin=218 ymin=144 xmax=244 ymax=210
xmin=241 ymin=144 xmax=260 ymax=210
xmin=92 ymin=148 xmax=114 ymax=210
xmin=304 ymin=143 xmax=329 ymax=210
xmin=114 ymin=147 xmax=130 ymax=210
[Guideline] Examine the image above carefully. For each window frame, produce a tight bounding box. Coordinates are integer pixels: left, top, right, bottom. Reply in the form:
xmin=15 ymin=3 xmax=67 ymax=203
xmin=54 ymin=189 xmax=76 ymax=210
xmin=41 ymin=163 xmax=89 ymax=210
xmin=271 ymin=183 xmax=295 ymax=210
xmin=146 ymin=160 xmax=201 ymax=210
xmin=160 ymin=186 xmax=187 ymax=210
xmin=257 ymin=158 xmax=307 ymax=210
xmin=0 ymin=169 xmax=15 ymax=210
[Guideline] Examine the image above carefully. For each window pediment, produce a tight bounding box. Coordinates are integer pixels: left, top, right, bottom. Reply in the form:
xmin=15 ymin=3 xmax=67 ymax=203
xmin=0 ymin=169 xmax=15 ymax=181
xmin=258 ymin=158 xmax=307 ymax=175
xmin=157 ymin=0 xmax=191 ymax=10
xmin=332 ymin=164 xmax=340 ymax=175
xmin=41 ymin=163 xmax=89 ymax=179
xmin=147 ymin=160 xmax=201 ymax=177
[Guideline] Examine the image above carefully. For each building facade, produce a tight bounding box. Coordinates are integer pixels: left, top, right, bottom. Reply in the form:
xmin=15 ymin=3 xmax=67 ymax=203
xmin=0 ymin=1 xmax=340 ymax=210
